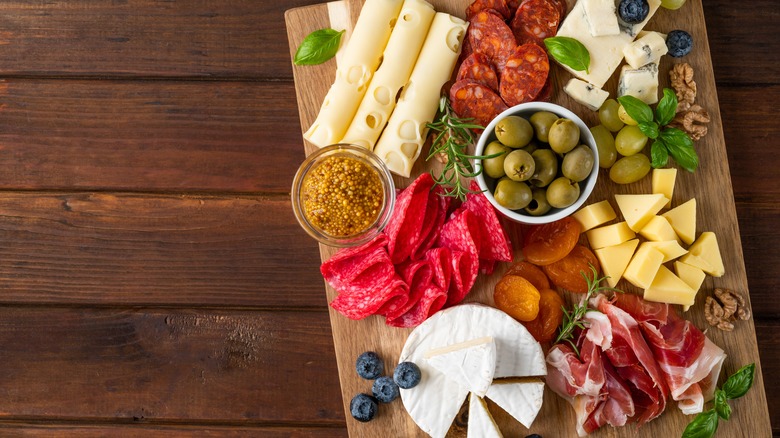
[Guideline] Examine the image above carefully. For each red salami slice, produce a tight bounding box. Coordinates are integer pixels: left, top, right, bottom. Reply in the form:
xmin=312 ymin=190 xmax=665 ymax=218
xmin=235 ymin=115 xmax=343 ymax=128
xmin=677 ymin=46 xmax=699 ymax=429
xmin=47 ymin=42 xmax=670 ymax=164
xmin=466 ymin=0 xmax=511 ymax=20
xmin=437 ymin=209 xmax=481 ymax=305
xmin=500 ymin=43 xmax=549 ymax=106
xmin=386 ymin=256 xmax=448 ymax=328
xmin=409 ymin=187 xmax=449 ymax=261
xmin=450 ymin=80 xmax=509 ymax=128
xmin=511 ymin=0 xmax=560 ymax=46
xmin=467 ymin=11 xmax=517 ymax=74
xmin=456 ymin=52 xmax=500 ymax=92
xmin=383 ymin=173 xmax=435 ymax=264
xmin=463 ymin=183 xmax=513 ymax=262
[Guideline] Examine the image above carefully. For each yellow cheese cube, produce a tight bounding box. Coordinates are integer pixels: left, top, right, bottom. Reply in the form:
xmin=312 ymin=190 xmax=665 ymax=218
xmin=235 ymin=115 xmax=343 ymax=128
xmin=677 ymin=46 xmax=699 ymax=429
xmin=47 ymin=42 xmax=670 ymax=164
xmin=662 ymin=198 xmax=696 ymax=245
xmin=586 ymin=222 xmax=636 ymax=249
xmin=652 ymin=168 xmax=677 ymax=208
xmin=643 ymin=265 xmax=697 ymax=307
xmin=639 ymin=216 xmax=679 ymax=242
xmin=623 ymin=244 xmax=665 ymax=289
xmin=615 ymin=194 xmax=669 ymax=232
xmin=678 ymin=252 xmax=715 ymax=274
xmin=642 ymin=240 xmax=688 ymax=263
xmin=594 ymin=239 xmax=639 ymax=288
xmin=685 ymin=231 xmax=725 ymax=277
xmin=674 ymin=261 xmax=706 ymax=292
xmin=573 ymin=201 xmax=617 ymax=232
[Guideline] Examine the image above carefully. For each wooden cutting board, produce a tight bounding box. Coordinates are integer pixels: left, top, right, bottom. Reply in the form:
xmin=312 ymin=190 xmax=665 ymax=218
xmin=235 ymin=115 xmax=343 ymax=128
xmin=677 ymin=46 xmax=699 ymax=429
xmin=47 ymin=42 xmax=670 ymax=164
xmin=284 ymin=1 xmax=771 ymax=436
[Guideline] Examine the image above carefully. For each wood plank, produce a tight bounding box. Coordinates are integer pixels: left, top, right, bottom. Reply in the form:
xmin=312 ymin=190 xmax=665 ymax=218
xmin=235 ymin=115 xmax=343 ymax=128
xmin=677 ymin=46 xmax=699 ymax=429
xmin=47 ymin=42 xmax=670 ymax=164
xmin=756 ymin=320 xmax=780 ymax=437
xmin=0 ymin=307 xmax=344 ymax=424
xmin=0 ymin=193 xmax=323 ymax=308
xmin=736 ymin=199 xmax=780 ymax=317
xmin=286 ymin=0 xmax=772 ymax=436
xmin=0 ymin=79 xmax=305 ymax=193
xmin=0 ymin=424 xmax=347 ymax=437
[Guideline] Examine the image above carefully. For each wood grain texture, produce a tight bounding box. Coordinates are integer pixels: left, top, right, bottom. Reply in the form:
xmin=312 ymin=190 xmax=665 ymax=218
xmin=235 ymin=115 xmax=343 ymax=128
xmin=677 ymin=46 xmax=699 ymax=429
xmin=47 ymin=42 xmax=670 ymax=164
xmin=0 ymin=424 xmax=347 ymax=438
xmin=0 ymin=307 xmax=344 ymax=424
xmin=287 ymin=0 xmax=772 ymax=436
xmin=0 ymin=193 xmax=323 ymax=307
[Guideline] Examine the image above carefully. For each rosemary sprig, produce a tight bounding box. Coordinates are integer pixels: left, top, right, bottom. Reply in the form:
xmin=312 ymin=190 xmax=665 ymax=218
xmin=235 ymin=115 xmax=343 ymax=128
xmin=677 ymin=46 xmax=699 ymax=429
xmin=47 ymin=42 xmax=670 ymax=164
xmin=426 ymin=96 xmax=498 ymax=201
xmin=553 ymin=265 xmax=621 ymax=357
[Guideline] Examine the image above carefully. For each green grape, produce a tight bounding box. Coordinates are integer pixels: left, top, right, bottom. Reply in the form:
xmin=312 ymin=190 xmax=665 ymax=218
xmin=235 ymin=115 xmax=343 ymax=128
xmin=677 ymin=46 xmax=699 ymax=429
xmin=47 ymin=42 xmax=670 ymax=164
xmin=590 ymin=125 xmax=617 ymax=168
xmin=618 ymin=105 xmax=638 ymax=126
xmin=661 ymin=0 xmax=686 ymax=9
xmin=598 ymin=99 xmax=625 ymax=132
xmin=615 ymin=125 xmax=649 ymax=156
xmin=609 ymin=154 xmax=651 ymax=184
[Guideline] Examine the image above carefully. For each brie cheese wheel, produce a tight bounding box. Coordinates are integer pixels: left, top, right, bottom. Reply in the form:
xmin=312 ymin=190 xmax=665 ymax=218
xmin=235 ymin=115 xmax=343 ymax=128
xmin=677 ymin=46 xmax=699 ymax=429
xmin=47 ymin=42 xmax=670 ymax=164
xmin=486 ymin=379 xmax=546 ymax=429
xmin=425 ymin=336 xmax=496 ymax=397
xmin=468 ymin=393 xmax=504 ymax=437
xmin=399 ymin=304 xmax=545 ymax=438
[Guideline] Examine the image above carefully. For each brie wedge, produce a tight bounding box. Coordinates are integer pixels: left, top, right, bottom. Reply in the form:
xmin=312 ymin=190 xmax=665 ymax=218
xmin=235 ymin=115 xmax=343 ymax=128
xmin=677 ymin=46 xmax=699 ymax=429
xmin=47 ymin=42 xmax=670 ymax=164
xmin=425 ymin=336 xmax=497 ymax=397
xmin=485 ymin=379 xmax=546 ymax=429
xmin=468 ymin=393 xmax=503 ymax=437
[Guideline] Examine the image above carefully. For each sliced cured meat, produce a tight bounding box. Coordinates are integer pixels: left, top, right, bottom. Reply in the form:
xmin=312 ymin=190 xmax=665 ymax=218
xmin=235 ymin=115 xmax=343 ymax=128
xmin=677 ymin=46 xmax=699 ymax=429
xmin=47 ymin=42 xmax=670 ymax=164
xmin=436 ymin=209 xmax=481 ymax=305
xmin=463 ymin=181 xmax=513 ymax=262
xmin=584 ymin=360 xmax=635 ymax=433
xmin=535 ymin=75 xmax=554 ymax=102
xmin=550 ymin=0 xmax=568 ymax=19
xmin=456 ymin=52 xmax=500 ymax=91
xmin=613 ymin=293 xmax=726 ymax=415
xmin=383 ymin=173 xmax=435 ymax=264
xmin=500 ymin=43 xmax=549 ymax=106
xmin=386 ymin=248 xmax=451 ymax=328
xmin=408 ymin=186 xmax=448 ymax=261
xmin=466 ymin=0 xmax=512 ymax=19
xmin=511 ymin=0 xmax=561 ymax=46
xmin=467 ymin=11 xmax=517 ymax=73
xmin=507 ymin=0 xmax=522 ymax=11
xmin=450 ymin=80 xmax=509 ymax=128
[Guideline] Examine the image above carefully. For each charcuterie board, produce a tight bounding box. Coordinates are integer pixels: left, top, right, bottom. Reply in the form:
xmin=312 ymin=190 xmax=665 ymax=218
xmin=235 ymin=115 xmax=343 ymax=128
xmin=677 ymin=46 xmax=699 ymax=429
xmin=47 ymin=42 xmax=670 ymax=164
xmin=284 ymin=0 xmax=771 ymax=436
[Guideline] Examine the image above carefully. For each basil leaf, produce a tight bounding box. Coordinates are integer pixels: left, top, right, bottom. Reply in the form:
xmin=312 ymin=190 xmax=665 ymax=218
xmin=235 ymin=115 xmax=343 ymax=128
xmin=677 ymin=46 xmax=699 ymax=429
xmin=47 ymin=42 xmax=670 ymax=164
xmin=639 ymin=121 xmax=660 ymax=139
xmin=656 ymin=88 xmax=678 ymax=126
xmin=660 ymin=127 xmax=698 ymax=172
xmin=723 ymin=363 xmax=756 ymax=400
xmin=294 ymin=28 xmax=345 ymax=66
xmin=617 ymin=95 xmax=653 ymax=124
xmin=650 ymin=139 xmax=669 ymax=168
xmin=544 ymin=37 xmax=590 ymax=73
xmin=682 ymin=409 xmax=719 ymax=438
xmin=714 ymin=389 xmax=731 ymax=420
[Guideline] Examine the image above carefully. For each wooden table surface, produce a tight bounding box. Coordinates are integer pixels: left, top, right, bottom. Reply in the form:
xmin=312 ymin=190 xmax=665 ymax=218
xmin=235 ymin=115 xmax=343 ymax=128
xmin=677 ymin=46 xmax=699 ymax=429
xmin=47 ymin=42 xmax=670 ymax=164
xmin=0 ymin=0 xmax=774 ymax=436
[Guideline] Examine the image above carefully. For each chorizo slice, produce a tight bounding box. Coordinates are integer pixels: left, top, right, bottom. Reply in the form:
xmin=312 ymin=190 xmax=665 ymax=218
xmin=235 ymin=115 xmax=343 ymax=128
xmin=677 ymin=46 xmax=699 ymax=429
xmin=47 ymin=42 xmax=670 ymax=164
xmin=499 ymin=43 xmax=549 ymax=106
xmin=511 ymin=0 xmax=560 ymax=46
xmin=456 ymin=52 xmax=500 ymax=92
xmin=449 ymin=80 xmax=508 ymax=129
xmin=467 ymin=11 xmax=518 ymax=74
xmin=466 ymin=0 xmax=512 ymax=20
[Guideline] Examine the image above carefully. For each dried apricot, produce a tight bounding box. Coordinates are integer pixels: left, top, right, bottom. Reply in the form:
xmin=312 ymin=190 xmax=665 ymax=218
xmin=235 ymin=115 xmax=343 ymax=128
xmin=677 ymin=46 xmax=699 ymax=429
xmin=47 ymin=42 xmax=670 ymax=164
xmin=522 ymin=288 xmax=565 ymax=343
xmin=522 ymin=216 xmax=581 ymax=266
xmin=543 ymin=245 xmax=600 ymax=293
xmin=504 ymin=261 xmax=551 ymax=291
xmin=494 ymin=275 xmax=541 ymax=322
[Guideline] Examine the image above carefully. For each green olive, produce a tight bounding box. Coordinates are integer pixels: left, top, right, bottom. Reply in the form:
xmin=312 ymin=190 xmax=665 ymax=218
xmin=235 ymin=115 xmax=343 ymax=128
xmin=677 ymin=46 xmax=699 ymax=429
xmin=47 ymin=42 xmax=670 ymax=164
xmin=598 ymin=99 xmax=625 ymax=132
xmin=529 ymin=111 xmax=559 ymax=143
xmin=562 ymin=145 xmax=595 ymax=182
xmin=609 ymin=154 xmax=651 ymax=184
xmin=529 ymin=149 xmax=558 ymax=188
xmin=525 ymin=188 xmax=552 ymax=216
xmin=495 ymin=115 xmax=533 ymax=148
xmin=503 ymin=149 xmax=536 ymax=182
xmin=548 ymin=118 xmax=580 ymax=154
xmin=590 ymin=125 xmax=618 ymax=168
xmin=520 ymin=141 xmax=539 ymax=155
xmin=546 ymin=177 xmax=581 ymax=208
xmin=615 ymin=125 xmax=649 ymax=156
xmin=482 ymin=141 xmax=510 ymax=179
xmin=493 ymin=179 xmax=532 ymax=210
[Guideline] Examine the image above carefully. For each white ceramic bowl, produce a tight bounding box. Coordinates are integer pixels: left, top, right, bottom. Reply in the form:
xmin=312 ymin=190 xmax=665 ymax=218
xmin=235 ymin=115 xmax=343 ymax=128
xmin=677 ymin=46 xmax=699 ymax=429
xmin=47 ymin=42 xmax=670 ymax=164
xmin=475 ymin=102 xmax=599 ymax=225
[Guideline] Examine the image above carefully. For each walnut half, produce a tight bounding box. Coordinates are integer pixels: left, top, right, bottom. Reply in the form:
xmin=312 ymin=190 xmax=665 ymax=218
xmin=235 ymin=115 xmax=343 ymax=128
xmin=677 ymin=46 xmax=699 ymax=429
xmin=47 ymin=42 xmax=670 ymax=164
xmin=705 ymin=288 xmax=751 ymax=331
xmin=670 ymin=104 xmax=711 ymax=141
xmin=670 ymin=63 xmax=697 ymax=112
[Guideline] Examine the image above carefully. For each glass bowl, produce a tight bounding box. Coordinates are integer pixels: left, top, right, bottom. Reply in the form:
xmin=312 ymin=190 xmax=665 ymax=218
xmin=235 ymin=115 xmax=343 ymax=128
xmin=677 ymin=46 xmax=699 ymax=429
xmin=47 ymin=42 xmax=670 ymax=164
xmin=291 ymin=144 xmax=396 ymax=247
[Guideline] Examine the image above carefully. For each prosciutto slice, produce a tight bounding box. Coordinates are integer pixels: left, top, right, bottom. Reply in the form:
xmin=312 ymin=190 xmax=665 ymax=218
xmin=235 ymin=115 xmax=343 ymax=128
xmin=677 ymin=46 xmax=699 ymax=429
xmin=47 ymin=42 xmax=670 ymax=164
xmin=613 ymin=293 xmax=726 ymax=415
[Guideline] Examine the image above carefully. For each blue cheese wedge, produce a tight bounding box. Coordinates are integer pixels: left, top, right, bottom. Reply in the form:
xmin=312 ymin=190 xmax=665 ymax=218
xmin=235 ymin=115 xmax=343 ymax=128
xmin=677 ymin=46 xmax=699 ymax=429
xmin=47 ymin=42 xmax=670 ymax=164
xmin=564 ymin=78 xmax=610 ymax=111
xmin=582 ymin=0 xmax=620 ymax=37
xmin=555 ymin=0 xmax=661 ymax=88
xmin=618 ymin=63 xmax=660 ymax=104
xmin=468 ymin=393 xmax=504 ymax=437
xmin=623 ymin=31 xmax=668 ymax=69
xmin=424 ymin=336 xmax=496 ymax=397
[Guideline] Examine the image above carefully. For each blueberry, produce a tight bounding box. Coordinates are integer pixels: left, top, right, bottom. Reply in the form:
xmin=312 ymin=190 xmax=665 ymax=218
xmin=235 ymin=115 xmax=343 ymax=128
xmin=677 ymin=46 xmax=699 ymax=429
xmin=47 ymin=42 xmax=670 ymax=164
xmin=372 ymin=376 xmax=400 ymax=403
xmin=355 ymin=351 xmax=384 ymax=380
xmin=525 ymin=435 xmax=543 ymax=438
xmin=350 ymin=393 xmax=378 ymax=422
xmin=618 ymin=0 xmax=649 ymax=24
xmin=666 ymin=30 xmax=693 ymax=57
xmin=393 ymin=361 xmax=422 ymax=389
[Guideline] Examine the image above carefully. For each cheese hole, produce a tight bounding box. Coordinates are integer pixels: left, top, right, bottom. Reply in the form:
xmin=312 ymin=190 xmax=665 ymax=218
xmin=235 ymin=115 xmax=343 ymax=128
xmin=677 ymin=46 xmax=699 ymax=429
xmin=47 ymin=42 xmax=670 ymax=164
xmin=373 ymin=86 xmax=391 ymax=106
xmin=389 ymin=18 xmax=397 ymax=29
xmin=402 ymin=12 xmax=416 ymax=23
xmin=383 ymin=151 xmax=404 ymax=171
xmin=398 ymin=120 xmax=420 ymax=141
xmin=365 ymin=113 xmax=382 ymax=130
xmin=351 ymin=139 xmax=370 ymax=149
xmin=401 ymin=142 xmax=419 ymax=159
xmin=401 ymin=81 xmax=415 ymax=102
xmin=446 ymin=28 xmax=464 ymax=53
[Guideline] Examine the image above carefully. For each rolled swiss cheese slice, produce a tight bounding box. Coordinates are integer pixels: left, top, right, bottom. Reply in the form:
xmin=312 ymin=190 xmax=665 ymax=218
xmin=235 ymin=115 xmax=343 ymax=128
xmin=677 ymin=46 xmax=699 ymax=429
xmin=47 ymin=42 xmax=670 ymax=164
xmin=303 ymin=0 xmax=403 ymax=148
xmin=341 ymin=0 xmax=436 ymax=150
xmin=373 ymin=12 xmax=468 ymax=177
